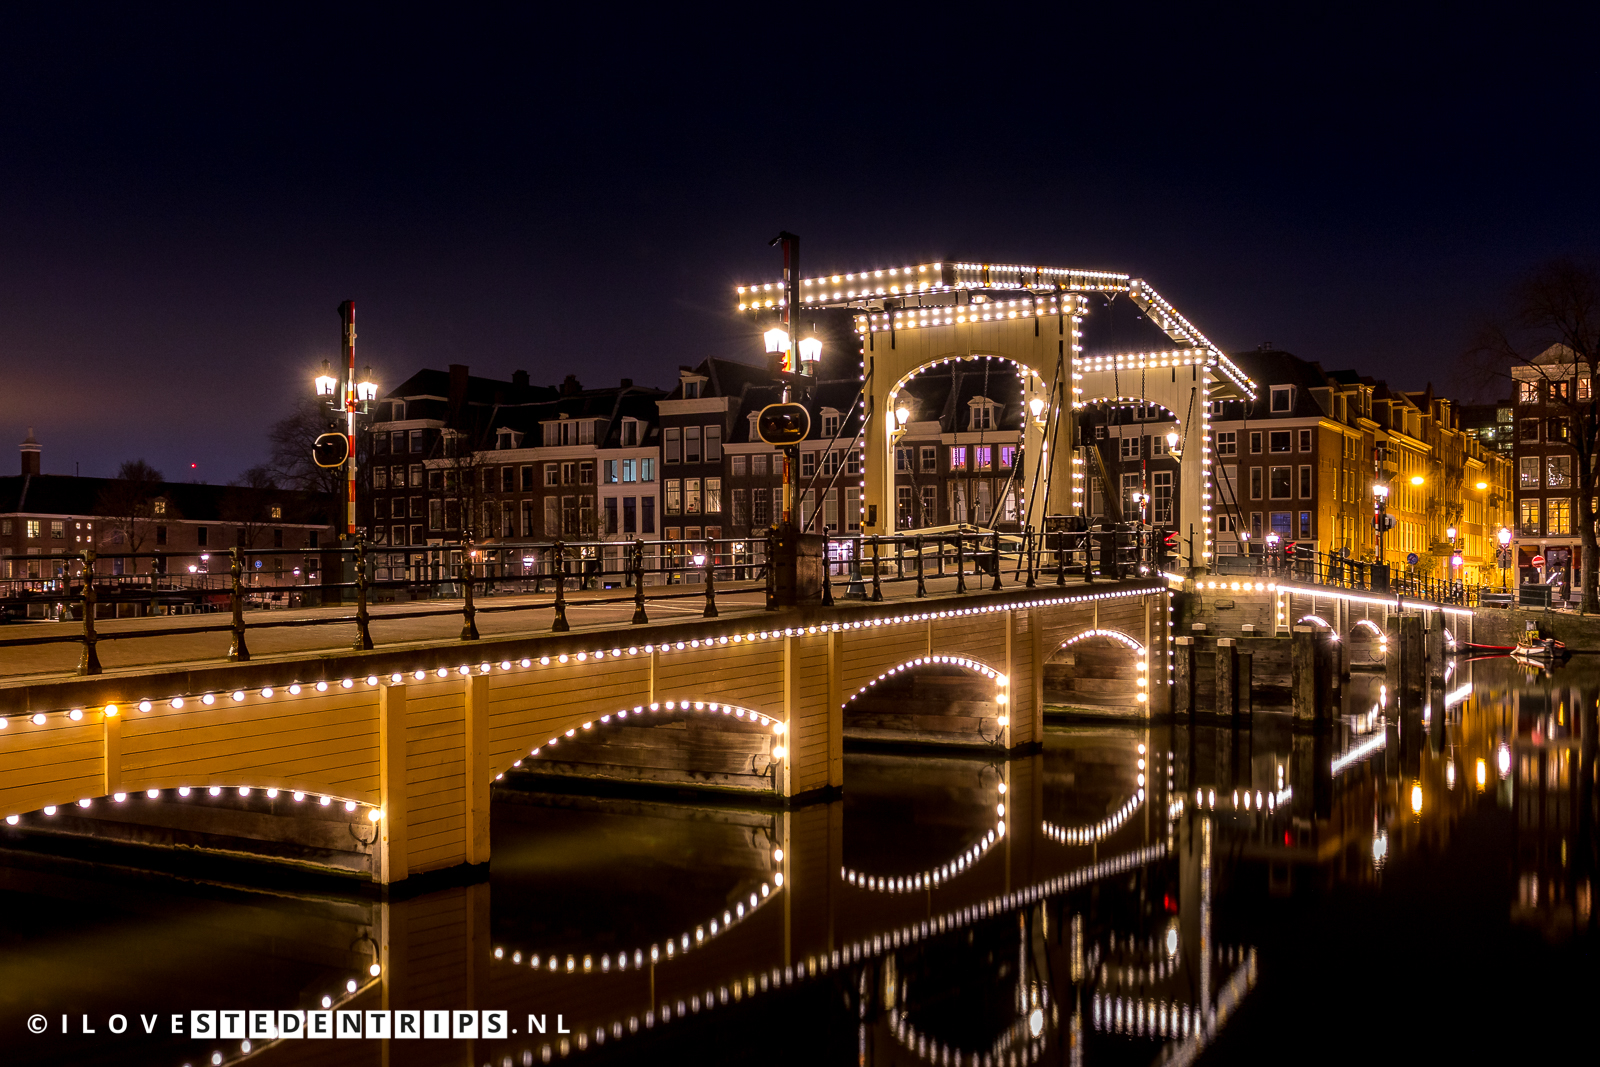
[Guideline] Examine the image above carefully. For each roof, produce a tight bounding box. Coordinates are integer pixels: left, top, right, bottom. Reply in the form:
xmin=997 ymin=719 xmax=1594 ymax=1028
xmin=0 ymin=474 xmax=333 ymax=524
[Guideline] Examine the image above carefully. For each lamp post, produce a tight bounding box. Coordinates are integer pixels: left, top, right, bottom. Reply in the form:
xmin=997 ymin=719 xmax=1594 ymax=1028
xmin=1373 ymin=483 xmax=1390 ymax=564
xmin=317 ymin=301 xmax=379 ymax=542
xmin=1498 ymin=526 xmax=1512 ymax=592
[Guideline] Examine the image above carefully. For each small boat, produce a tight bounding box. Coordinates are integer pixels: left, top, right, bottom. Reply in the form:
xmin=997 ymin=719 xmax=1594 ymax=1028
xmin=1511 ymin=628 xmax=1567 ymax=664
xmin=1459 ymin=641 xmax=1516 ymax=656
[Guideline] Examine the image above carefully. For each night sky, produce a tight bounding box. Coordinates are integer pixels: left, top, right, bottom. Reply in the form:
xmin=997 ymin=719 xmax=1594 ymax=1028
xmin=2 ymin=10 xmax=1594 ymax=482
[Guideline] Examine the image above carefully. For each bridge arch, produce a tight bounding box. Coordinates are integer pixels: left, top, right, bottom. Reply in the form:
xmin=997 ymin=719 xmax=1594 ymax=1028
xmin=1044 ymin=628 xmax=1150 ymax=710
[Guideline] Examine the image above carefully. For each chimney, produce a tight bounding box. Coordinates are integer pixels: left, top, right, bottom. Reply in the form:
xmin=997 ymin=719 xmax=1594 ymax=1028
xmin=20 ymin=427 xmax=39 ymax=476
xmin=512 ymin=369 xmax=530 ymax=390
xmin=560 ymin=374 xmax=582 ymax=397
xmin=448 ymin=364 xmax=469 ymax=428
xmin=620 ymin=377 xmax=633 ymax=389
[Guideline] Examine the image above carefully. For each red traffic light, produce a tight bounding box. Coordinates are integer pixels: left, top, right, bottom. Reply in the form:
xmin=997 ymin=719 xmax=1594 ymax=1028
xmin=1282 ymin=540 xmax=1296 ymax=555
xmin=1161 ymin=531 xmax=1180 ymax=549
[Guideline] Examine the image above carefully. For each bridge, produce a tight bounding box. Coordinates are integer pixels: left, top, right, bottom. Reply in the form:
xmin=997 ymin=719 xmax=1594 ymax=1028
xmin=0 ymin=569 xmax=1173 ymax=884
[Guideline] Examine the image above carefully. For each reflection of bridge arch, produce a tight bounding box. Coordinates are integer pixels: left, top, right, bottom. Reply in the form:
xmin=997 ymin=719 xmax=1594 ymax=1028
xmin=843 ymin=762 xmax=1008 ymax=894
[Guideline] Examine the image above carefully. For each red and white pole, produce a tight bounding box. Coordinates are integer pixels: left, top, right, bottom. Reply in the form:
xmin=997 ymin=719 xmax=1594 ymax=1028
xmin=339 ymin=300 xmax=357 ymax=538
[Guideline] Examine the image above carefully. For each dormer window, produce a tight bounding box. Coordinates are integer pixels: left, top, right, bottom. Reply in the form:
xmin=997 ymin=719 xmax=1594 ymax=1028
xmin=821 ymin=408 xmax=841 ymax=438
xmin=153 ymin=499 xmax=167 ymax=516
xmin=1270 ymin=386 xmax=1293 ymax=413
xmin=620 ymin=418 xmax=641 ymax=447
xmin=495 ymin=429 xmax=522 ymax=450
xmin=679 ymin=372 xmax=708 ymax=400
xmin=390 ymin=400 xmax=406 ymax=421
xmin=968 ymin=397 xmax=997 ymax=431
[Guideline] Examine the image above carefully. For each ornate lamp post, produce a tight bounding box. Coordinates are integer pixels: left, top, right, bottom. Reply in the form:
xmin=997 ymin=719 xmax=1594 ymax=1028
xmin=1498 ymin=526 xmax=1512 ymax=592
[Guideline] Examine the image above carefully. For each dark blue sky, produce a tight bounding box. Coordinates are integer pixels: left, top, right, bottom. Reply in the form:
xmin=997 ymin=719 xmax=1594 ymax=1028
xmin=1 ymin=9 xmax=1594 ymax=480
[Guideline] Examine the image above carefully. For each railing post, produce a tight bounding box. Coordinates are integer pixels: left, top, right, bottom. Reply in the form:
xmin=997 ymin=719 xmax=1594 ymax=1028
xmin=955 ymin=535 xmax=967 ymax=594
xmin=1083 ymin=531 xmax=1095 ymax=584
xmin=551 ymin=541 xmax=570 ymax=632
xmin=229 ymin=547 xmax=252 ymax=660
xmin=78 ymin=549 xmax=101 ymax=676
xmin=631 ymin=539 xmax=649 ymax=624
xmin=1056 ymin=529 xmax=1067 ymax=586
xmin=915 ymin=536 xmax=927 ymax=598
xmin=459 ymin=544 xmax=479 ymax=641
xmin=990 ymin=531 xmax=1003 ymax=591
xmin=765 ymin=527 xmax=779 ymax=610
xmin=353 ymin=541 xmax=373 ymax=651
xmin=821 ymin=532 xmax=835 ymax=607
xmin=1025 ymin=526 xmax=1037 ymax=587
xmin=870 ymin=535 xmax=884 ymax=602
xmin=703 ymin=536 xmax=719 ymax=618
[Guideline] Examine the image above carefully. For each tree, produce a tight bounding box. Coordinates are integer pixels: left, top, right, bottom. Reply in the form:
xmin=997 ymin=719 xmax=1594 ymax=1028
xmin=1471 ymin=257 xmax=1600 ymax=612
xmin=96 ymin=459 xmax=167 ymax=564
xmin=263 ymin=395 xmax=370 ymax=534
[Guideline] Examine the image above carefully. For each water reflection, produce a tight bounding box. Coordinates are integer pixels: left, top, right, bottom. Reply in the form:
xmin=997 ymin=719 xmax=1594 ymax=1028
xmin=1 ymin=656 xmax=1595 ymax=1065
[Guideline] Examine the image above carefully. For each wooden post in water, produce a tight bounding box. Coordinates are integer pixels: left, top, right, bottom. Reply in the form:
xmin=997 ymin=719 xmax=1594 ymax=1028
xmin=1235 ymin=643 xmax=1253 ymax=719
xmin=1291 ymin=626 xmax=1317 ymax=722
xmin=1175 ymin=636 xmax=1197 ymax=715
xmin=1216 ymin=638 xmax=1237 ymax=720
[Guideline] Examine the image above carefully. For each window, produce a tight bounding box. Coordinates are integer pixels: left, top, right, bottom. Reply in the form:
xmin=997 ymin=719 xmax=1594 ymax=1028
xmin=641 ymin=496 xmax=656 ymax=533
xmin=705 ymin=426 xmax=721 ymax=462
xmin=392 ymin=525 xmax=406 ymax=547
xmin=409 ymin=429 xmax=424 ymax=453
xmin=1119 ymin=436 xmax=1140 ymax=460
xmin=1520 ymin=498 xmax=1540 ymax=536
xmin=1548 ymin=497 xmax=1572 ymax=535
xmin=374 ymin=467 xmax=387 ymax=489
xmin=619 ymin=458 xmax=635 ymax=483
xmin=1270 ymin=512 xmax=1292 ymax=538
xmin=604 ymin=497 xmax=618 ymax=535
xmin=731 ymin=455 xmax=747 ymax=477
xmin=896 ymin=448 xmax=912 ymax=472
xmin=973 ymin=446 xmax=991 ymax=470
xmin=897 ymin=485 xmax=913 ymax=524
xmin=622 ymin=497 xmax=637 ymax=534
xmin=391 ymin=430 xmax=406 ymax=453
xmin=969 ymin=402 xmax=994 ymax=431
xmin=1518 ymin=380 xmax=1539 ymax=403
xmin=682 ymin=378 xmax=702 ymax=399
xmin=501 ymin=467 xmax=515 ymax=492
xmin=1519 ymin=419 xmax=1541 ymax=442
xmin=1298 ymin=465 xmax=1312 ymax=498
xmin=1251 ymin=512 xmax=1262 ymax=539
xmin=1547 ymin=417 xmax=1569 ymax=442
xmin=685 ymin=478 xmax=702 ymax=514
xmin=1152 ymin=471 xmax=1173 ymax=524
xmin=752 ymin=488 xmax=770 ymax=527
xmin=521 ymin=500 xmax=536 ymax=536
xmin=1269 ymin=430 xmax=1291 ymax=453
xmin=604 ymin=460 xmax=618 ymax=484
xmin=1216 ymin=514 xmax=1236 ymax=532
xmin=1547 ymin=455 xmax=1572 ymax=489
xmin=751 ymin=455 xmax=767 ymax=477
xmin=621 ymin=419 xmax=640 ymax=447
xmin=1270 ymin=466 xmax=1291 ymax=499
xmin=50 ymin=520 xmax=63 ymax=538
xmin=685 ymin=426 xmax=702 ymax=464
xmin=388 ymin=465 xmax=404 ymax=488
xmin=823 ymin=488 xmax=838 ymax=530
xmin=821 ymin=451 xmax=839 ymax=477
xmin=664 ymin=427 xmax=681 ymax=463
xmin=562 ymin=496 xmax=578 ymax=535
xmin=732 ymin=489 xmax=748 ymax=525
xmin=1121 ymin=473 xmax=1142 ymax=515
xmin=1250 ymin=468 xmax=1263 ymax=499
xmin=544 ymin=498 xmax=561 ymax=536
xmin=1216 ymin=431 xmax=1236 ymax=456
xmin=153 ymin=500 xmax=167 ymax=516
xmin=1551 ymin=380 xmax=1570 ymax=402
xmin=921 ymin=485 xmax=936 ymax=525
xmin=1270 ymin=386 xmax=1293 ymax=412
xmin=1298 ymin=511 xmax=1313 ymax=539
xmin=640 ymin=458 xmax=655 ymax=483
xmin=843 ymin=449 xmax=860 ymax=476
xmin=704 ymin=478 xmax=722 ymax=514
xmin=920 ymin=446 xmax=937 ymax=473
xmin=409 ymin=464 xmax=423 ymax=487
xmin=1517 ymin=457 xmax=1540 ymax=489
xmin=665 ymin=479 xmax=682 ymax=514
xmin=1250 ymin=431 xmax=1262 ymax=454
xmin=578 ymin=461 xmax=594 ymax=485
xmin=196 ymin=526 xmax=209 ymax=547
xmin=822 ymin=412 xmax=840 ymax=438
xmin=1581 ymin=378 xmax=1593 ymax=401
xmin=1298 ymin=429 xmax=1312 ymax=452
xmin=949 ymin=446 xmax=966 ymax=471
xmin=482 ymin=468 xmax=496 ymax=493
xmin=801 ymin=452 xmax=816 ymax=477
xmin=559 ymin=462 xmax=575 ymax=486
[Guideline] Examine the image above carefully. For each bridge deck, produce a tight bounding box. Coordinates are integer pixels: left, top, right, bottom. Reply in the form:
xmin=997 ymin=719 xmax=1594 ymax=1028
xmin=0 ymin=572 xmax=1132 ymax=685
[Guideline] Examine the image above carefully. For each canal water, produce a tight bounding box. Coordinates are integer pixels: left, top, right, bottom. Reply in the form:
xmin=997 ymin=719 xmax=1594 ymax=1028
xmin=2 ymin=657 xmax=1594 ymax=1066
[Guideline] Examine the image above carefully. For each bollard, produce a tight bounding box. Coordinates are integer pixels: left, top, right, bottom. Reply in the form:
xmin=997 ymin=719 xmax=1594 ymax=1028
xmin=955 ymin=536 xmax=967 ymax=594
xmin=1025 ymin=527 xmax=1037 ymax=587
xmin=703 ymin=537 xmax=719 ymax=617
xmin=990 ymin=532 xmax=1003 ymax=591
xmin=631 ymin=539 xmax=649 ymax=624
xmin=78 ymin=549 xmax=102 ymax=676
xmin=551 ymin=541 xmax=570 ymax=632
xmin=459 ymin=551 xmax=479 ymax=641
xmin=821 ymin=533 xmax=835 ymax=607
xmin=1216 ymin=638 xmax=1238 ymax=720
xmin=764 ymin=527 xmax=779 ymax=611
xmin=1424 ymin=608 xmax=1445 ymax=667
xmin=1175 ymin=636 xmax=1197 ymax=715
xmin=870 ymin=537 xmax=884 ymax=602
xmin=915 ymin=536 xmax=927 ymax=598
xmin=229 ymin=547 xmax=252 ymax=661
xmin=1056 ymin=529 xmax=1067 ymax=586
xmin=352 ymin=542 xmax=373 ymax=651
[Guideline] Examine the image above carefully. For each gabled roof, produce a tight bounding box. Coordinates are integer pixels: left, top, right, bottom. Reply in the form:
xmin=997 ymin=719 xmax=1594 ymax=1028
xmin=0 ymin=474 xmax=332 ymax=524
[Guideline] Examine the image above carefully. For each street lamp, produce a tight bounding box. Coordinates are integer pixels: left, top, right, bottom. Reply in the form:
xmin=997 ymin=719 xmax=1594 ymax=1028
xmin=1373 ymin=483 xmax=1390 ymax=564
xmin=1497 ymin=526 xmax=1512 ymax=591
xmin=314 ymin=301 xmax=379 ymax=543
xmin=315 ymin=361 xmax=339 ymax=398
xmin=1029 ymin=396 xmax=1046 ymax=420
xmin=798 ymin=335 xmax=822 ymax=375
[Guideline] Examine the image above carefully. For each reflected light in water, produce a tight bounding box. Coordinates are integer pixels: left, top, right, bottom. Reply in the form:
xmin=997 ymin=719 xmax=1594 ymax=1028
xmin=1410 ymin=782 xmax=1423 ymax=816
xmin=1373 ymin=830 xmax=1389 ymax=868
xmin=1497 ymin=743 xmax=1512 ymax=779
xmin=1446 ymin=761 xmax=1456 ymax=789
xmin=1029 ymin=1007 xmax=1044 ymax=1038
xmin=1476 ymin=758 xmax=1487 ymax=790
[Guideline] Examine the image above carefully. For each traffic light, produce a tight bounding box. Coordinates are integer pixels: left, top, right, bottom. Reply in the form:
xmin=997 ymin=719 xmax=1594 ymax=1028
xmin=1294 ymin=543 xmax=1314 ymax=561
xmin=313 ymin=432 xmax=350 ymax=468
xmin=756 ymin=403 xmax=810 ymax=445
xmin=1282 ymin=539 xmax=1296 ymax=557
xmin=1158 ymin=530 xmax=1180 ymax=567
xmin=1375 ymin=514 xmax=1396 ymax=532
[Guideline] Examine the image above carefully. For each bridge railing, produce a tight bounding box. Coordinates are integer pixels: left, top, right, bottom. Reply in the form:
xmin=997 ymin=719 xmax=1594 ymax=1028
xmin=1210 ymin=550 xmax=1478 ymax=607
xmin=0 ymin=526 xmax=1168 ymax=676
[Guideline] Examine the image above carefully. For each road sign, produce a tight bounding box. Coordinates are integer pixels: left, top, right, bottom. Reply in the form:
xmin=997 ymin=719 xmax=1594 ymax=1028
xmin=1406 ymin=552 xmax=1419 ymax=566
xmin=1532 ymin=554 xmax=1546 ymax=566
